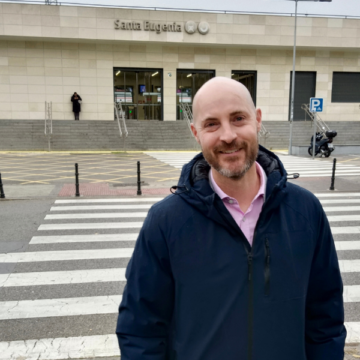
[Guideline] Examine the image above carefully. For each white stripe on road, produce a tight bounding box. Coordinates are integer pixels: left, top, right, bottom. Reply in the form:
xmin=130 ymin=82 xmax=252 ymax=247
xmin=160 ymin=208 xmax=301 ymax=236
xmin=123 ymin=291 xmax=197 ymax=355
xmin=345 ymin=322 xmax=360 ymax=343
xmin=339 ymin=260 xmax=360 ymax=272
xmin=316 ymin=193 xmax=360 ymax=198
xmin=285 ymin=166 xmax=355 ymax=170
xmin=38 ymin=222 xmax=143 ymax=231
xmin=55 ymin=198 xmax=163 ymax=204
xmin=324 ymin=206 xmax=360 ymax=212
xmin=0 ymin=334 xmax=119 ymax=360
xmin=51 ymin=204 xmax=152 ymax=211
xmin=45 ymin=213 xmax=148 ymax=220
xmin=328 ymin=215 xmax=360 ymax=222
xmin=343 ymin=285 xmax=360 ymax=303
xmin=0 ymin=268 xmax=126 ymax=287
xmin=0 ymin=321 xmax=358 ymax=357
xmin=335 ymin=241 xmax=360 ymax=251
xmin=0 ymin=295 xmax=122 ymax=320
xmin=0 ymin=248 xmax=134 ymax=263
xmin=332 ymin=226 xmax=360 ymax=234
xmin=292 ymin=170 xmax=360 ymax=175
xmin=322 ymin=199 xmax=360 ymax=205
xmin=293 ymin=173 xmax=360 ymax=178
xmin=30 ymin=233 xmax=139 ymax=244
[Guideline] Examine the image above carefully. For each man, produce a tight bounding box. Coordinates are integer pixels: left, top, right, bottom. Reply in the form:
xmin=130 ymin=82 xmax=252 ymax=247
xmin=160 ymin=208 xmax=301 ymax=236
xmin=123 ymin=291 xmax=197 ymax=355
xmin=116 ymin=77 xmax=346 ymax=360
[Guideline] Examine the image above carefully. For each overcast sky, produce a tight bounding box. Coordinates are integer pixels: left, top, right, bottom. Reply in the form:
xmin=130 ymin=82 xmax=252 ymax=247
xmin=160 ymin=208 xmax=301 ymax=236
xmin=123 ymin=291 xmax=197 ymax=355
xmin=46 ymin=0 xmax=360 ymax=18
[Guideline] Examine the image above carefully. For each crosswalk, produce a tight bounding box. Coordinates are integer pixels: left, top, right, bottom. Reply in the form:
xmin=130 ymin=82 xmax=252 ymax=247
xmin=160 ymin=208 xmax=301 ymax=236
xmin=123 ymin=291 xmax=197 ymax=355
xmin=1 ymin=193 xmax=360 ymax=359
xmin=145 ymin=151 xmax=360 ymax=178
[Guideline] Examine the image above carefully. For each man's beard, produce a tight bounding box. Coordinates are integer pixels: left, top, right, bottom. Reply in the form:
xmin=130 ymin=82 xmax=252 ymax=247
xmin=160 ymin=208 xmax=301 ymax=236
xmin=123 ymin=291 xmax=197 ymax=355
xmin=202 ymin=139 xmax=258 ymax=180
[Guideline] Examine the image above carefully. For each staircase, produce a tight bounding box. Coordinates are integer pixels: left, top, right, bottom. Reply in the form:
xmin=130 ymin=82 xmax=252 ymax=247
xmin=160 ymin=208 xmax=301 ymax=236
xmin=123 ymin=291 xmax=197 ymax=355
xmin=0 ymin=120 xmax=199 ymax=151
xmin=0 ymin=120 xmax=359 ymax=151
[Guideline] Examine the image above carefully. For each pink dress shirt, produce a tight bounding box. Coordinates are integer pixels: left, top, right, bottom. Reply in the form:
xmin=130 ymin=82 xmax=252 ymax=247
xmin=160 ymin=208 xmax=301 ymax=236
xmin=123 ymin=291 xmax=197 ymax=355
xmin=209 ymin=162 xmax=267 ymax=246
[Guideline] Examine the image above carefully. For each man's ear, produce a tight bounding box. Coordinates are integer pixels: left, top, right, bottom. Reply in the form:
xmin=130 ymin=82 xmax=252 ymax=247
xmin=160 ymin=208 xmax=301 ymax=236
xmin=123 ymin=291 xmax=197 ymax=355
xmin=255 ymin=108 xmax=262 ymax=133
xmin=190 ymin=123 xmax=201 ymax=144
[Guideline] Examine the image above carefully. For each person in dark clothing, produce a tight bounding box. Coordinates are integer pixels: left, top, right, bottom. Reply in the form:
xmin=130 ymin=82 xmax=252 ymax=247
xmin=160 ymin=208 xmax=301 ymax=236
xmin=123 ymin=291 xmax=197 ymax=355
xmin=71 ymin=92 xmax=82 ymax=120
xmin=116 ymin=77 xmax=346 ymax=360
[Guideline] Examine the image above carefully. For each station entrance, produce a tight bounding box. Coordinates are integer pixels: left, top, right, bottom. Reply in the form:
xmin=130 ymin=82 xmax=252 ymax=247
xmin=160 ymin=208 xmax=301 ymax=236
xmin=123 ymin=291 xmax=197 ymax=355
xmin=114 ymin=68 xmax=163 ymax=120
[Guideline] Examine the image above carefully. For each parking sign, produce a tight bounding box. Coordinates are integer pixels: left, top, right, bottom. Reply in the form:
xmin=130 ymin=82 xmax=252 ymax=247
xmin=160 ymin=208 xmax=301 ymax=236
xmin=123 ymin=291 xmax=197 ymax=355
xmin=310 ymin=98 xmax=323 ymax=112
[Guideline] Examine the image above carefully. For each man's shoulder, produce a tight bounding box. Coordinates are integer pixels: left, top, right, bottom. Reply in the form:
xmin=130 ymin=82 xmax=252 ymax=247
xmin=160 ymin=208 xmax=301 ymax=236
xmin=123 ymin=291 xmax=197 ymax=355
xmin=283 ymin=182 xmax=323 ymax=216
xmin=147 ymin=193 xmax=190 ymax=219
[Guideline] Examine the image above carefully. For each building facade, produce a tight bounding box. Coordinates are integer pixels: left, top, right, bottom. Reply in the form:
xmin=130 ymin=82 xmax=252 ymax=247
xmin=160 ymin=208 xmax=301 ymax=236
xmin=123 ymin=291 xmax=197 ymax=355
xmin=1 ymin=2 xmax=360 ymax=123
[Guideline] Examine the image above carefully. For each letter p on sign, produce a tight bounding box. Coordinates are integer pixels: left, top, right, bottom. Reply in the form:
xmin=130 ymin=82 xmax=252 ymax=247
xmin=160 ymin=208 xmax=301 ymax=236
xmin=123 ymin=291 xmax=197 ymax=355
xmin=310 ymin=98 xmax=323 ymax=112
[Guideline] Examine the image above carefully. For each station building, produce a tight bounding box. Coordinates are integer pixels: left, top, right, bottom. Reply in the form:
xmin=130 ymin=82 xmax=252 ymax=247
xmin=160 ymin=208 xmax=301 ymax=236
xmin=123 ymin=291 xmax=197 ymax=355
xmin=0 ymin=2 xmax=360 ymax=150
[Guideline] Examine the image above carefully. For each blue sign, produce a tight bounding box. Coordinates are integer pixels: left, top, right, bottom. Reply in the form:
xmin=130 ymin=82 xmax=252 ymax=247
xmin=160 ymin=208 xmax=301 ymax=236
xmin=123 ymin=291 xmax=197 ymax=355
xmin=310 ymin=98 xmax=323 ymax=112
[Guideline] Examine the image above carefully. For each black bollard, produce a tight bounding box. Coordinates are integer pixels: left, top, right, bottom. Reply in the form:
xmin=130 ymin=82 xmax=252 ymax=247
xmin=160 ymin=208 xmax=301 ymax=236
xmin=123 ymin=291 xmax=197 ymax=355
xmin=137 ymin=161 xmax=142 ymax=196
xmin=0 ymin=173 xmax=5 ymax=199
xmin=330 ymin=158 xmax=337 ymax=191
xmin=75 ymin=163 xmax=80 ymax=197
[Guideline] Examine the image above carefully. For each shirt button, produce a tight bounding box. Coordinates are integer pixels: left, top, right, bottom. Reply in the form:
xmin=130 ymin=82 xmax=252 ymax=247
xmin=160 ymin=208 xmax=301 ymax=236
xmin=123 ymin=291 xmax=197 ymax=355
xmin=228 ymin=199 xmax=234 ymax=204
xmin=243 ymin=217 xmax=246 ymax=222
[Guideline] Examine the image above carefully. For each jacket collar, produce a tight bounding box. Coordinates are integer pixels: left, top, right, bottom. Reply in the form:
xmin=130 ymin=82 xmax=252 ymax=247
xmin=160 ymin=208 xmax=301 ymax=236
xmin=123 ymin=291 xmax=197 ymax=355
xmin=173 ymin=145 xmax=288 ymax=236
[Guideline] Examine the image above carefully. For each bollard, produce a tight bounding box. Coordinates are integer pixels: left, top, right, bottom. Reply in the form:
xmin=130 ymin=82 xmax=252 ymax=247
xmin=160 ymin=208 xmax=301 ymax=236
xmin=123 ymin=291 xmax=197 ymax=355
xmin=75 ymin=163 xmax=80 ymax=197
xmin=0 ymin=173 xmax=5 ymax=199
xmin=330 ymin=158 xmax=337 ymax=191
xmin=137 ymin=161 xmax=142 ymax=196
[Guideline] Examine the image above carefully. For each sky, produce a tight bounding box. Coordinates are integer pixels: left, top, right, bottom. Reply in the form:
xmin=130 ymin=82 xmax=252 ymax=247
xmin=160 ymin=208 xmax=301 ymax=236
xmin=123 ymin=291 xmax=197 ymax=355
xmin=41 ymin=0 xmax=360 ymax=18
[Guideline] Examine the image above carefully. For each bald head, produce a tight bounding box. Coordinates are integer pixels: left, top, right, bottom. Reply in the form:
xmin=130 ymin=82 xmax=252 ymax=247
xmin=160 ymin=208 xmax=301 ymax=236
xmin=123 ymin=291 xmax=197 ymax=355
xmin=192 ymin=77 xmax=256 ymax=124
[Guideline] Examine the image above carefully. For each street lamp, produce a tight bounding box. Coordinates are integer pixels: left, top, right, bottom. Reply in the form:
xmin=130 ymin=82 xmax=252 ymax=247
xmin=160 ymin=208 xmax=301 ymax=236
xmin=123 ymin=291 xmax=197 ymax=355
xmin=287 ymin=0 xmax=332 ymax=155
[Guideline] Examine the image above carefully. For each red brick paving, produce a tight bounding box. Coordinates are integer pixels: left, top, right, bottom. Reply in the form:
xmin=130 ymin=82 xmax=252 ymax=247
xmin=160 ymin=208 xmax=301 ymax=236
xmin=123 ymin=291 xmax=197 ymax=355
xmin=58 ymin=183 xmax=171 ymax=197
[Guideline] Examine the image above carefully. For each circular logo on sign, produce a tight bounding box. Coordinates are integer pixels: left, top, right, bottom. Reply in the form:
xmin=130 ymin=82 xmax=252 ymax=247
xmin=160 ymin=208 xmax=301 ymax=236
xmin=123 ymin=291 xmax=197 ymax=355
xmin=198 ymin=21 xmax=210 ymax=35
xmin=184 ymin=21 xmax=196 ymax=34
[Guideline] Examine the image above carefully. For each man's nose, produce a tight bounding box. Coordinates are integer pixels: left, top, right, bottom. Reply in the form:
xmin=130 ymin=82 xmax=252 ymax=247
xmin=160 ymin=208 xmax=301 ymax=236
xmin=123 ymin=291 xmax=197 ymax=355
xmin=219 ymin=123 xmax=237 ymax=143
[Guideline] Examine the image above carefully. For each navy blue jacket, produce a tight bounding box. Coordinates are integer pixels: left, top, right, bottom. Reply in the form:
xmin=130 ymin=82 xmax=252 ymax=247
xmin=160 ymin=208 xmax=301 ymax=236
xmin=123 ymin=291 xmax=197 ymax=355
xmin=116 ymin=146 xmax=346 ymax=360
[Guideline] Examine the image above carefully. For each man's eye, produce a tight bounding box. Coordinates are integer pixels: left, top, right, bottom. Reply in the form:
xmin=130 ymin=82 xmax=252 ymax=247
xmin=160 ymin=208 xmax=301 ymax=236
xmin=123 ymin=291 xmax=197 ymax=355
xmin=235 ymin=117 xmax=244 ymax=121
xmin=205 ymin=122 xmax=216 ymax=127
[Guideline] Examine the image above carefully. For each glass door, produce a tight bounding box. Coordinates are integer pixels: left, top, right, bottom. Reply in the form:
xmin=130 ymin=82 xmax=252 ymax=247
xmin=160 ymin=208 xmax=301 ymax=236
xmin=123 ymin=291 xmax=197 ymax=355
xmin=114 ymin=68 xmax=163 ymax=120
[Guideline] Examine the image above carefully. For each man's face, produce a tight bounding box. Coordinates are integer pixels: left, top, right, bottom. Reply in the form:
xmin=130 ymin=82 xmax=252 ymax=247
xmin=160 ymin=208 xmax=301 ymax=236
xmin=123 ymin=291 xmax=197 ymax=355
xmin=191 ymin=84 xmax=261 ymax=180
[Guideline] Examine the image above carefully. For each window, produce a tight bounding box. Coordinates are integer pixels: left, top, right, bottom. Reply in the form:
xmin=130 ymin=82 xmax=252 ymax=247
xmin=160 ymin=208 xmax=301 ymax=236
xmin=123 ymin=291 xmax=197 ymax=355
xmin=231 ymin=71 xmax=257 ymax=105
xmin=114 ymin=68 xmax=163 ymax=120
xmin=176 ymin=69 xmax=215 ymax=120
xmin=332 ymin=72 xmax=360 ymax=103
xmin=289 ymin=71 xmax=316 ymax=121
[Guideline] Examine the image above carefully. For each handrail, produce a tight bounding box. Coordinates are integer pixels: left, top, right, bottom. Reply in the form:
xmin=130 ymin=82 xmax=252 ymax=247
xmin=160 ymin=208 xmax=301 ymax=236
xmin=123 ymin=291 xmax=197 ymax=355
xmin=114 ymin=102 xmax=123 ymax=137
xmin=45 ymin=101 xmax=53 ymax=135
xmin=180 ymin=103 xmax=195 ymax=137
xmin=118 ymin=101 xmax=128 ymax=137
xmin=301 ymin=103 xmax=330 ymax=133
xmin=114 ymin=101 xmax=129 ymax=151
xmin=179 ymin=103 xmax=194 ymax=138
xmin=44 ymin=101 xmax=53 ymax=152
xmin=259 ymin=123 xmax=270 ymax=138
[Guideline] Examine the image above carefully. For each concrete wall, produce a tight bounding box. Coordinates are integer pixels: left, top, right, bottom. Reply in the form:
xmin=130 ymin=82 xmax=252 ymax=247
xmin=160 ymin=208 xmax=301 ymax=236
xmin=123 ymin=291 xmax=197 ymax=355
xmin=1 ymin=3 xmax=360 ymax=48
xmin=1 ymin=3 xmax=360 ymax=122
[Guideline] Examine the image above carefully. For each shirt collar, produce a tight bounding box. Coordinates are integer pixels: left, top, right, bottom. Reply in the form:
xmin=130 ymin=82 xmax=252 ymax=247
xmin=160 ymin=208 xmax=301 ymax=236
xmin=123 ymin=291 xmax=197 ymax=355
xmin=209 ymin=161 xmax=267 ymax=202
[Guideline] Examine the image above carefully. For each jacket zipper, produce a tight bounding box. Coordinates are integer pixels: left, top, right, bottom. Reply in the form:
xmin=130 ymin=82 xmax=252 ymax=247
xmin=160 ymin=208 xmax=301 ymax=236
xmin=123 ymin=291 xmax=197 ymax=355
xmin=264 ymin=238 xmax=271 ymax=296
xmin=246 ymin=186 xmax=278 ymax=360
xmin=247 ymin=251 xmax=254 ymax=360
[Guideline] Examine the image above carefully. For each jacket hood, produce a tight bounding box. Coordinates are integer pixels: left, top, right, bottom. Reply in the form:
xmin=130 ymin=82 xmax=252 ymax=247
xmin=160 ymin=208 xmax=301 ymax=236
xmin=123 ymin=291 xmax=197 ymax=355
xmin=172 ymin=145 xmax=288 ymax=237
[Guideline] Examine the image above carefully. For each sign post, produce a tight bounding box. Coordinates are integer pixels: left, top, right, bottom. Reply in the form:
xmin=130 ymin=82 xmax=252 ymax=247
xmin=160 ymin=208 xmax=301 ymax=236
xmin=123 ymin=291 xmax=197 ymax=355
xmin=310 ymin=98 xmax=323 ymax=160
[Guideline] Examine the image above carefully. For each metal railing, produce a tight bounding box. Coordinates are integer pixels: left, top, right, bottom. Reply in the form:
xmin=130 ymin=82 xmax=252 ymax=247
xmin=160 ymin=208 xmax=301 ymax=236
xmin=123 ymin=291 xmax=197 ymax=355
xmin=114 ymin=101 xmax=129 ymax=151
xmin=45 ymin=101 xmax=53 ymax=152
xmin=179 ymin=103 xmax=194 ymax=137
xmin=259 ymin=123 xmax=270 ymax=148
xmin=301 ymin=103 xmax=331 ymax=133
